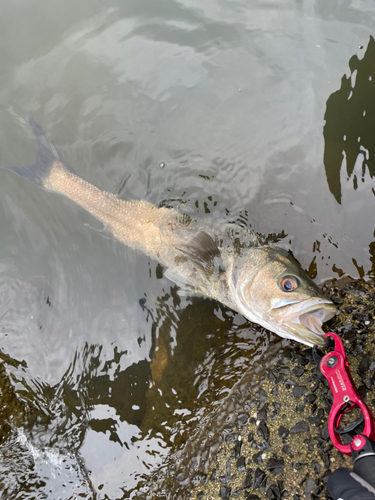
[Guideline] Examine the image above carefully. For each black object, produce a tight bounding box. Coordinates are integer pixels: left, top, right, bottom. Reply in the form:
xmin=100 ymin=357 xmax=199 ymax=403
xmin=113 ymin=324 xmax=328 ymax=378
xmin=351 ymin=435 xmax=375 ymax=490
xmin=327 ymin=467 xmax=375 ymax=500
xmin=327 ymin=433 xmax=375 ymax=499
xmin=334 ymin=403 xmax=364 ymax=435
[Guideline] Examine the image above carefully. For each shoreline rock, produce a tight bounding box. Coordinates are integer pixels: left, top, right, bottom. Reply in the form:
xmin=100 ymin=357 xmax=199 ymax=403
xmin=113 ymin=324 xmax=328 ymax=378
xmin=137 ymin=278 xmax=375 ymax=500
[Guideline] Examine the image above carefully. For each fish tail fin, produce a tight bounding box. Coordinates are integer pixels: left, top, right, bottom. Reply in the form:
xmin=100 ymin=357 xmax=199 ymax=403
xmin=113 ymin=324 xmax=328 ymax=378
xmin=4 ymin=117 xmax=73 ymax=191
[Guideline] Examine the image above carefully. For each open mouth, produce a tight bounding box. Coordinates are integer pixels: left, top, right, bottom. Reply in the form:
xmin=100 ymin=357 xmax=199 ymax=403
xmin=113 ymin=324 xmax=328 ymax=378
xmin=272 ymin=298 xmax=337 ymax=347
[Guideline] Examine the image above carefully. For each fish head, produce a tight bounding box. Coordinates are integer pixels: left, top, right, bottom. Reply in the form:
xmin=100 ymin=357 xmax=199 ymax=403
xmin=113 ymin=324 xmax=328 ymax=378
xmin=229 ymin=245 xmax=337 ymax=347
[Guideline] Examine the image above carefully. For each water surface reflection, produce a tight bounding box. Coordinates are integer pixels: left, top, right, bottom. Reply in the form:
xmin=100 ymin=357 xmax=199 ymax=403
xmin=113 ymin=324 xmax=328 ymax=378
xmin=324 ymin=36 xmax=375 ymax=205
xmin=0 ymin=271 xmax=265 ymax=497
xmin=323 ymin=35 xmax=375 ymax=280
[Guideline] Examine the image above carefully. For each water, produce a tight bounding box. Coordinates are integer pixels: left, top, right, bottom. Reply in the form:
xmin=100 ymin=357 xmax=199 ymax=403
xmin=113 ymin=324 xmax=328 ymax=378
xmin=0 ymin=0 xmax=374 ymax=498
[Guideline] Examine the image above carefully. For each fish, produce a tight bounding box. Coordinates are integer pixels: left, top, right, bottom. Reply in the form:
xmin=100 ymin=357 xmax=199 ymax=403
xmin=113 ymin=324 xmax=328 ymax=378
xmin=5 ymin=118 xmax=337 ymax=347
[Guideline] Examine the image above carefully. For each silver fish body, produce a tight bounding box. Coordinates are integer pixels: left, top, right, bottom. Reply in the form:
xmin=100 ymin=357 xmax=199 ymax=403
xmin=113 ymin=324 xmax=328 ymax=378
xmin=5 ymin=118 xmax=337 ymax=346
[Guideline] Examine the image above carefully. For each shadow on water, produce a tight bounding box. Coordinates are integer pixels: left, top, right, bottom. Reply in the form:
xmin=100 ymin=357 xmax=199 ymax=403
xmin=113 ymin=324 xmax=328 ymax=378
xmin=323 ymin=35 xmax=375 ymax=205
xmin=79 ymin=290 xmax=269 ymax=498
xmin=0 ymin=277 xmax=267 ymax=498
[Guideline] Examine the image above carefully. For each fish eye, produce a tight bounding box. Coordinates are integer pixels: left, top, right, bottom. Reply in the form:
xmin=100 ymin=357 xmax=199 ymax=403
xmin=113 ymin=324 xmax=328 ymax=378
xmin=280 ymin=276 xmax=299 ymax=292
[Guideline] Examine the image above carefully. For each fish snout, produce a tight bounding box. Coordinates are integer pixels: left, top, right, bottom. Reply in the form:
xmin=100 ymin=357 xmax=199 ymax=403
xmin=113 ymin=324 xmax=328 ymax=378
xmin=271 ymin=298 xmax=337 ymax=346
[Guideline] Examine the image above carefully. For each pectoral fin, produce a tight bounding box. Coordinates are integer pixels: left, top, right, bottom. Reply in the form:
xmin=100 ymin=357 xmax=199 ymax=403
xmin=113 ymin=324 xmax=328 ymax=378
xmin=164 ymin=269 xmax=202 ymax=297
xmin=177 ymin=231 xmax=224 ymax=278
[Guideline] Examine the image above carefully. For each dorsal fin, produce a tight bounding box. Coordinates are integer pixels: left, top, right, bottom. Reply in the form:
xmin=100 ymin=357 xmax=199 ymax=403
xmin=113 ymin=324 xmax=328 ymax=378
xmin=177 ymin=231 xmax=224 ymax=277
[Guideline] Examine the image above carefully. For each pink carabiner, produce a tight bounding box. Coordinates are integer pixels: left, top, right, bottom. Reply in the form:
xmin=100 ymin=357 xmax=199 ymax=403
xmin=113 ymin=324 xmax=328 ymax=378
xmin=319 ymin=332 xmax=375 ymax=456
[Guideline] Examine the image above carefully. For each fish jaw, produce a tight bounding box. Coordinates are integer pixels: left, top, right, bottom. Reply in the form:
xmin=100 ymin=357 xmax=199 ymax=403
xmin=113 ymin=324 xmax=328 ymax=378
xmin=228 ymin=263 xmax=337 ymax=346
xmin=227 ymin=246 xmax=338 ymax=347
xmin=270 ymin=298 xmax=337 ymax=347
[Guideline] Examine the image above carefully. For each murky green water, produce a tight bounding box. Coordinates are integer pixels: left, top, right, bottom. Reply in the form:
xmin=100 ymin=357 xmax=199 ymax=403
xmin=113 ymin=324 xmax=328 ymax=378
xmin=0 ymin=0 xmax=374 ymax=498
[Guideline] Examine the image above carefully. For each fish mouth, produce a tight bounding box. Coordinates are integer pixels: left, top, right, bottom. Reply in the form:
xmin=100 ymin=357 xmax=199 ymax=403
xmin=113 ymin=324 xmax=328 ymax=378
xmin=272 ymin=298 xmax=337 ymax=347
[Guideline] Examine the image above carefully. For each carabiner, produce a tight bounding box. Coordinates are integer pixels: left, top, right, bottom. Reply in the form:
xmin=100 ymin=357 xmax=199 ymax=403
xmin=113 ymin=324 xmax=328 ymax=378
xmin=317 ymin=332 xmax=375 ymax=456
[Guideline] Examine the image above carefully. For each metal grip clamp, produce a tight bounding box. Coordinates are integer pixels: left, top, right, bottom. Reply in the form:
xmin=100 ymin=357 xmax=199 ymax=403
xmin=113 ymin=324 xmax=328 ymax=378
xmin=316 ymin=332 xmax=375 ymax=456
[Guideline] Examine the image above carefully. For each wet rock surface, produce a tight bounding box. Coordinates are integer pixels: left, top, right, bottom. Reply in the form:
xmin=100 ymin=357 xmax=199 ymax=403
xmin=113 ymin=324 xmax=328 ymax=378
xmin=136 ymin=279 xmax=375 ymax=499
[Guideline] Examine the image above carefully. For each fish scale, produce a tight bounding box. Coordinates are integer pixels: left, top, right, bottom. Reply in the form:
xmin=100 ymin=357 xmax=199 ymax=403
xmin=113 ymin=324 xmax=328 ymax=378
xmin=4 ymin=118 xmax=337 ymax=347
